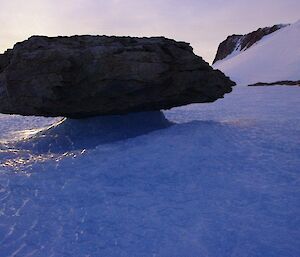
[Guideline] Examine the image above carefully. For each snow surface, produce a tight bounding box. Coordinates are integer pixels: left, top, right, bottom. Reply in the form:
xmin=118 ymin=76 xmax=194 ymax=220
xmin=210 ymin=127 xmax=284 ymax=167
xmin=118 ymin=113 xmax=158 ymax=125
xmin=0 ymin=85 xmax=299 ymax=257
xmin=213 ymin=20 xmax=300 ymax=85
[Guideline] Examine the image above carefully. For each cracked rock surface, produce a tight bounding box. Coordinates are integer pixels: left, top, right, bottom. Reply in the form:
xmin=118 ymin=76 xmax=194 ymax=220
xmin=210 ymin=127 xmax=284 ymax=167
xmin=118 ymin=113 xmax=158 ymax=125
xmin=0 ymin=36 xmax=235 ymax=118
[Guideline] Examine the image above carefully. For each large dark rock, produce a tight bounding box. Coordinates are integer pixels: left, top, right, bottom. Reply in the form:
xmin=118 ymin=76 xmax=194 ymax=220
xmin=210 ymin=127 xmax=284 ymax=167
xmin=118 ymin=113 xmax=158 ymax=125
xmin=213 ymin=24 xmax=288 ymax=64
xmin=0 ymin=35 xmax=235 ymax=118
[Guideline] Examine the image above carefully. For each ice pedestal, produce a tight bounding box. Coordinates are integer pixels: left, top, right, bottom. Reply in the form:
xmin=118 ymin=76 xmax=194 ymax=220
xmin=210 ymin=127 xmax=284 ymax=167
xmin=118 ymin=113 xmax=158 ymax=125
xmin=17 ymin=111 xmax=171 ymax=153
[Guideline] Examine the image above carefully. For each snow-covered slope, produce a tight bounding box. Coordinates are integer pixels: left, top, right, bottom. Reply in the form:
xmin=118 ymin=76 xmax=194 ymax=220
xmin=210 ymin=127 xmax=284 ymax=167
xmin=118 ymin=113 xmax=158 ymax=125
xmin=212 ymin=24 xmax=287 ymax=64
xmin=213 ymin=20 xmax=300 ymax=85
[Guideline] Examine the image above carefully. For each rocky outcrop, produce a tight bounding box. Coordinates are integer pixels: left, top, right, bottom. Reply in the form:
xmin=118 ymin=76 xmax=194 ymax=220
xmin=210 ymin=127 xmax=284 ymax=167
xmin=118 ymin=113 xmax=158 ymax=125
xmin=213 ymin=24 xmax=288 ymax=64
xmin=0 ymin=35 xmax=235 ymax=118
xmin=248 ymin=80 xmax=300 ymax=86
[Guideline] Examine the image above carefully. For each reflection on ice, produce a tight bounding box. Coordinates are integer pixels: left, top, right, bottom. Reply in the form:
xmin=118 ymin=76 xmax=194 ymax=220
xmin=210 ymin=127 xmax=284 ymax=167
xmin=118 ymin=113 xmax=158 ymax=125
xmin=0 ymin=111 xmax=171 ymax=172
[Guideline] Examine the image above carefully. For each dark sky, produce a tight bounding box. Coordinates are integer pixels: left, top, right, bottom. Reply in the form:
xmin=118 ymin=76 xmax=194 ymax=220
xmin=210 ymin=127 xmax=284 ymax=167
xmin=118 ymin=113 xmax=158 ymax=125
xmin=1 ymin=0 xmax=299 ymax=63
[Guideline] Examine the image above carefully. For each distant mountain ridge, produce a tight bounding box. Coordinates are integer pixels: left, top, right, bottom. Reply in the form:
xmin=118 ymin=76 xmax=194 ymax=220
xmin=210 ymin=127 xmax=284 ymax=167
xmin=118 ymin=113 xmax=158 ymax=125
xmin=213 ymin=24 xmax=288 ymax=64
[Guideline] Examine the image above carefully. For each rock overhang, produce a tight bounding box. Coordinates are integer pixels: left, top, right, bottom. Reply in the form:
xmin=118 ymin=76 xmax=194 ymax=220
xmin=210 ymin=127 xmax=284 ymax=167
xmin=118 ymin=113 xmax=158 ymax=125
xmin=0 ymin=35 xmax=235 ymax=118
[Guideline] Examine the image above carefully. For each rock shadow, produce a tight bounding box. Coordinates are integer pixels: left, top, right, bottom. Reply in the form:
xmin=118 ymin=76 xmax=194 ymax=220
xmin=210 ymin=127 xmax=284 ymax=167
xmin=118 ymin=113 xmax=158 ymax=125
xmin=15 ymin=111 xmax=172 ymax=154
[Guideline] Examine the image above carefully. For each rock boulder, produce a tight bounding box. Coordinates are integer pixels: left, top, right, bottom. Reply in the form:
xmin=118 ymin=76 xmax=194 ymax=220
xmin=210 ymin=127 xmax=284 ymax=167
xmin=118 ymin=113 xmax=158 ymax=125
xmin=0 ymin=36 xmax=235 ymax=118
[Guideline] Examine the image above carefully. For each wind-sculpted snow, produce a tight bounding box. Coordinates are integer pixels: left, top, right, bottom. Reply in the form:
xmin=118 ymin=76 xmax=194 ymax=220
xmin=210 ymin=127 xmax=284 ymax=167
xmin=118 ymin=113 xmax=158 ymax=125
xmin=0 ymin=86 xmax=300 ymax=256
